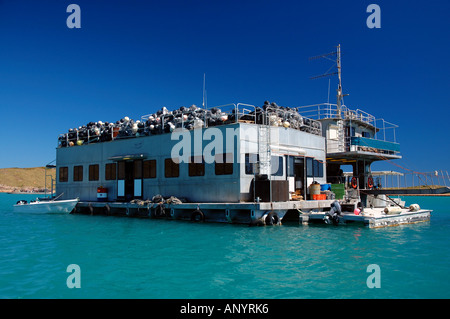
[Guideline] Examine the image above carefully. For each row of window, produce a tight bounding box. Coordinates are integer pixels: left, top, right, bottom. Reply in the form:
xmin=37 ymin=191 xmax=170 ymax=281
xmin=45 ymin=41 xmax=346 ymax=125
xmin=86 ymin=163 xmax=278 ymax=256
xmin=59 ymin=155 xmax=324 ymax=183
xmin=244 ymin=154 xmax=324 ymax=178
xmin=58 ymin=157 xmax=233 ymax=182
xmin=60 ymin=164 xmax=104 ymax=182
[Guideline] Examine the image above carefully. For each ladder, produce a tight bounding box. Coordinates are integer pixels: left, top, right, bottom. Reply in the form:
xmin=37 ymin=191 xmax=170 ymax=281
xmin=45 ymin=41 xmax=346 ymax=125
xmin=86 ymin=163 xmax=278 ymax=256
xmin=336 ymin=119 xmax=345 ymax=152
xmin=258 ymin=124 xmax=271 ymax=176
xmin=257 ymin=122 xmax=273 ymax=203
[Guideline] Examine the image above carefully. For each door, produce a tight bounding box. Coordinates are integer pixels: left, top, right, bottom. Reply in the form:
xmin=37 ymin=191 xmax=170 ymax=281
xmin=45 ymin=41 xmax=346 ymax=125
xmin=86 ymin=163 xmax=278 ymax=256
xmin=133 ymin=160 xmax=143 ymax=198
xmin=345 ymin=126 xmax=350 ymax=151
xmin=286 ymin=155 xmax=295 ymax=194
xmin=117 ymin=160 xmax=143 ymax=201
xmin=293 ymin=157 xmax=305 ymax=199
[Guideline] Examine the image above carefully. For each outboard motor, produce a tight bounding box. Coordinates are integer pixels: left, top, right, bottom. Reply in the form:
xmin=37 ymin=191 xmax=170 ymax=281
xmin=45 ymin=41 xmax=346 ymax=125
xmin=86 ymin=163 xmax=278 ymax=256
xmin=324 ymin=201 xmax=342 ymax=225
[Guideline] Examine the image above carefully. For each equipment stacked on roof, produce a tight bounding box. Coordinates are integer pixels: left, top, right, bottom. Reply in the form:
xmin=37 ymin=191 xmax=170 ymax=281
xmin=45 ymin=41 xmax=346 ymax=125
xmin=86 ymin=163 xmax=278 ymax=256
xmin=58 ymin=101 xmax=322 ymax=147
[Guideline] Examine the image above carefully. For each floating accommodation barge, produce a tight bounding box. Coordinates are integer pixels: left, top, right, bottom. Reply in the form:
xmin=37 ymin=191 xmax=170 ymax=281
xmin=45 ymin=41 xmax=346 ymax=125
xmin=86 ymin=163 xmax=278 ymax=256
xmin=54 ymin=47 xmax=431 ymax=228
xmin=55 ymin=101 xmax=430 ymax=227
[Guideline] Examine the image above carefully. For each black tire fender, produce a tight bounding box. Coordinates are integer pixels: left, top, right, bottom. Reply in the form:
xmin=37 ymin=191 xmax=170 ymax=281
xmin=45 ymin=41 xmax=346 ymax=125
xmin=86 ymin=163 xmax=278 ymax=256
xmin=191 ymin=209 xmax=205 ymax=222
xmin=264 ymin=211 xmax=280 ymax=225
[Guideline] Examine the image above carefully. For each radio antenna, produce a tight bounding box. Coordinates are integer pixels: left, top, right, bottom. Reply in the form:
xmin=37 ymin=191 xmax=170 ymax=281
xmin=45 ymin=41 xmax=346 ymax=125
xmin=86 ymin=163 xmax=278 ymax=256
xmin=309 ymin=44 xmax=348 ymax=114
xmin=202 ymin=73 xmax=207 ymax=108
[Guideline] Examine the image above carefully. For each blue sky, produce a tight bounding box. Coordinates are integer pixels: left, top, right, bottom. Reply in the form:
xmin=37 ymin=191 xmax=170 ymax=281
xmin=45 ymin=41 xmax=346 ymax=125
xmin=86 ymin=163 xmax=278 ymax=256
xmin=0 ymin=0 xmax=449 ymax=175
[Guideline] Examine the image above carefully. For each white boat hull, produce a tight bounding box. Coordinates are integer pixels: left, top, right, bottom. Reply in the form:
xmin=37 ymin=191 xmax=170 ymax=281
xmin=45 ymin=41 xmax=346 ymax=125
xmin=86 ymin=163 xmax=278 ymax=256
xmin=13 ymin=198 xmax=79 ymax=214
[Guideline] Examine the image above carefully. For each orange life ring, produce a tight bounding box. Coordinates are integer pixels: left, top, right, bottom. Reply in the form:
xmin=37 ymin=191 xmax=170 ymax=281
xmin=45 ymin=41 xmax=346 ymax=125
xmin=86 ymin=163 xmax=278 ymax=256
xmin=367 ymin=176 xmax=374 ymax=189
xmin=351 ymin=177 xmax=358 ymax=189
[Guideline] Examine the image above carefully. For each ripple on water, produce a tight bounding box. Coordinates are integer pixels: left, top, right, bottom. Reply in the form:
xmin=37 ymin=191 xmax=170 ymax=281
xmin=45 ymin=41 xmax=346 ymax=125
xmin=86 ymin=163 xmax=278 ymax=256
xmin=1 ymin=194 xmax=449 ymax=298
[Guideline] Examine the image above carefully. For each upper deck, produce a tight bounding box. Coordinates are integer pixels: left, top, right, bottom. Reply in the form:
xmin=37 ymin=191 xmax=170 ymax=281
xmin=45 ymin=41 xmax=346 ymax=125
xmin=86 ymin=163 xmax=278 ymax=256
xmin=296 ymin=103 xmax=401 ymax=161
xmin=57 ymin=101 xmax=323 ymax=148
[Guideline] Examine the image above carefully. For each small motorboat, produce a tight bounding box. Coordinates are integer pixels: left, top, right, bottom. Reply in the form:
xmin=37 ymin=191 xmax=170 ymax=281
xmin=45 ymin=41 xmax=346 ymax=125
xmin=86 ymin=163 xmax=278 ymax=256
xmin=13 ymin=197 xmax=79 ymax=214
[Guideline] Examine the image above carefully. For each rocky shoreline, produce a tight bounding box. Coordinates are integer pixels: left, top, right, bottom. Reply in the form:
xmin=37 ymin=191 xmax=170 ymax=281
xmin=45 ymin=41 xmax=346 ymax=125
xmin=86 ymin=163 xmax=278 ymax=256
xmin=0 ymin=184 xmax=50 ymax=194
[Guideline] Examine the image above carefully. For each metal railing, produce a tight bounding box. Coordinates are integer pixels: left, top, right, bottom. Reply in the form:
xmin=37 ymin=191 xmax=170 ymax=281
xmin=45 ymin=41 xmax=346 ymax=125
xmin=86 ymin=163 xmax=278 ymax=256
xmin=297 ymin=103 xmax=399 ymax=154
xmin=374 ymin=171 xmax=450 ymax=189
xmin=296 ymin=103 xmax=377 ymax=125
xmin=296 ymin=103 xmax=398 ymax=139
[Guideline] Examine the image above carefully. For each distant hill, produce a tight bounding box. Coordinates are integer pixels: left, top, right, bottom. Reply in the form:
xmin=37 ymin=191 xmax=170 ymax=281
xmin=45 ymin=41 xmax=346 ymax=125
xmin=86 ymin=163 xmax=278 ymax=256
xmin=0 ymin=167 xmax=56 ymax=193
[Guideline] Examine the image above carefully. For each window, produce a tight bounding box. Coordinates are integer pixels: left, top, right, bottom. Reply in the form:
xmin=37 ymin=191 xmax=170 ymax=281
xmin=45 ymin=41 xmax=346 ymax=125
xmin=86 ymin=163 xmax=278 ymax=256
xmin=287 ymin=156 xmax=295 ymax=177
xmin=362 ymin=131 xmax=371 ymax=138
xmin=271 ymin=156 xmax=283 ymax=176
xmin=306 ymin=158 xmax=313 ymax=177
xmin=307 ymin=158 xmax=323 ymax=178
xmin=165 ymin=158 xmax=179 ymax=178
xmin=105 ymin=163 xmax=117 ymax=180
xmin=313 ymin=159 xmax=324 ymax=177
xmin=189 ymin=156 xmax=205 ymax=177
xmin=89 ymin=164 xmax=99 ymax=181
xmin=117 ymin=161 xmax=125 ymax=180
xmin=73 ymin=165 xmax=83 ymax=182
xmin=134 ymin=160 xmax=142 ymax=179
xmin=245 ymin=153 xmax=259 ymax=175
xmin=59 ymin=166 xmax=68 ymax=182
xmin=215 ymin=153 xmax=233 ymax=175
xmin=143 ymin=160 xmax=156 ymax=179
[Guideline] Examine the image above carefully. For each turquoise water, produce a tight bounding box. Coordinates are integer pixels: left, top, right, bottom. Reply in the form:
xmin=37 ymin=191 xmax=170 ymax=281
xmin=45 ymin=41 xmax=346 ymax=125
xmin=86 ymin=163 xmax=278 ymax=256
xmin=1 ymin=193 xmax=449 ymax=299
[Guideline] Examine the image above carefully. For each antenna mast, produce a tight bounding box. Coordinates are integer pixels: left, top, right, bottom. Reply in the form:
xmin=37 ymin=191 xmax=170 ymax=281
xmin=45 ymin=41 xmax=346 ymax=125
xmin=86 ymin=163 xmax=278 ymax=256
xmin=309 ymin=44 xmax=348 ymax=116
xmin=202 ymin=73 xmax=207 ymax=108
xmin=336 ymin=44 xmax=343 ymax=109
